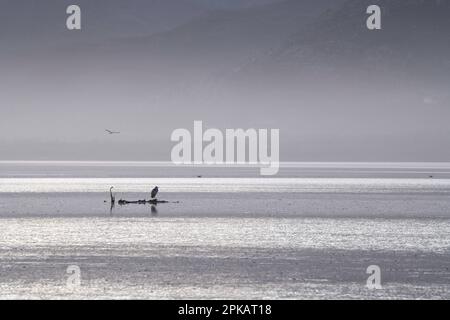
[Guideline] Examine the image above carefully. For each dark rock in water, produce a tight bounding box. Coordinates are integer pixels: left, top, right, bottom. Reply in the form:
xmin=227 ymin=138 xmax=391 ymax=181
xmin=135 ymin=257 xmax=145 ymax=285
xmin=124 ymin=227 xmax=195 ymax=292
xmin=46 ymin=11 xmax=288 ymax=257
xmin=118 ymin=199 xmax=169 ymax=205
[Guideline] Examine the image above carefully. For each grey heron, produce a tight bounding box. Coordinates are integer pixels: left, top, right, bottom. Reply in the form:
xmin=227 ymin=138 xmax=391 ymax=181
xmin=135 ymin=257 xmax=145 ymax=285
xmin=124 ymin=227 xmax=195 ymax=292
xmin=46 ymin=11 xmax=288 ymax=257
xmin=110 ymin=186 xmax=115 ymax=204
xmin=151 ymin=186 xmax=159 ymax=199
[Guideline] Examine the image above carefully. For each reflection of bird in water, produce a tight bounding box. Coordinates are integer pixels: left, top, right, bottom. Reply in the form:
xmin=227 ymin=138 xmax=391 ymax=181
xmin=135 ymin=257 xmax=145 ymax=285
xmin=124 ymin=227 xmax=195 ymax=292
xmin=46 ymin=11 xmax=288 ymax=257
xmin=151 ymin=205 xmax=158 ymax=216
xmin=151 ymin=186 xmax=159 ymax=199
xmin=109 ymin=186 xmax=116 ymax=214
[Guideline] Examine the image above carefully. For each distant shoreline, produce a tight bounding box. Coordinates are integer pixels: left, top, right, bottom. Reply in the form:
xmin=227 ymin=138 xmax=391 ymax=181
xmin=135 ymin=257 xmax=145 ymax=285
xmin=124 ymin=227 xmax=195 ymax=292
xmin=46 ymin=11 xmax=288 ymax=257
xmin=2 ymin=161 xmax=450 ymax=169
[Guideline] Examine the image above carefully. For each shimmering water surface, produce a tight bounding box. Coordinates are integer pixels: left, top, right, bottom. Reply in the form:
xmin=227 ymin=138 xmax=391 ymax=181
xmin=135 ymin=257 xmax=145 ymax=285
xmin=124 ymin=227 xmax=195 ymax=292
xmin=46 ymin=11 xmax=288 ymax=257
xmin=0 ymin=162 xmax=449 ymax=299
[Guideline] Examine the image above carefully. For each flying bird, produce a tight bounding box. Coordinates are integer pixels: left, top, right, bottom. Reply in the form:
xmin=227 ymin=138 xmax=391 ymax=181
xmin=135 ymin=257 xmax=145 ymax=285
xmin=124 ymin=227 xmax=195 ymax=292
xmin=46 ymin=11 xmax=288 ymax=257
xmin=151 ymin=186 xmax=159 ymax=199
xmin=105 ymin=129 xmax=120 ymax=135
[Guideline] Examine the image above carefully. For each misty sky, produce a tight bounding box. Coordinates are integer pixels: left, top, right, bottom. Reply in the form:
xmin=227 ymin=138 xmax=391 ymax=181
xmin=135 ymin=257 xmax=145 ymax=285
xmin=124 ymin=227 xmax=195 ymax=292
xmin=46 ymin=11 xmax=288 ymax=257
xmin=0 ymin=0 xmax=449 ymax=161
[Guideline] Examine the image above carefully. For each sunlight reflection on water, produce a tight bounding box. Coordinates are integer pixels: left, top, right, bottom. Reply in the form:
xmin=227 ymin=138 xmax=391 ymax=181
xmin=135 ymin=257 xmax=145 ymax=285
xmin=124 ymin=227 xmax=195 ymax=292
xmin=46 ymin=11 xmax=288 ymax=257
xmin=2 ymin=177 xmax=450 ymax=193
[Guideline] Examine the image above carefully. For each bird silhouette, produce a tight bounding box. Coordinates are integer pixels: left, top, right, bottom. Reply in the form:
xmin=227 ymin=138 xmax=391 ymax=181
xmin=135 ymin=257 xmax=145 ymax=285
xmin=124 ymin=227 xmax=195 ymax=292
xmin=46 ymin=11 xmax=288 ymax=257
xmin=151 ymin=186 xmax=159 ymax=199
xmin=110 ymin=186 xmax=116 ymax=204
xmin=105 ymin=129 xmax=120 ymax=135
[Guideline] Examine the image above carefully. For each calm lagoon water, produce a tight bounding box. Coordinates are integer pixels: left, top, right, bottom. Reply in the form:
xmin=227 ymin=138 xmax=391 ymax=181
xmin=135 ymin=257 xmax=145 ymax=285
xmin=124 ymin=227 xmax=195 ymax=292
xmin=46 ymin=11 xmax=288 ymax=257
xmin=0 ymin=162 xmax=449 ymax=299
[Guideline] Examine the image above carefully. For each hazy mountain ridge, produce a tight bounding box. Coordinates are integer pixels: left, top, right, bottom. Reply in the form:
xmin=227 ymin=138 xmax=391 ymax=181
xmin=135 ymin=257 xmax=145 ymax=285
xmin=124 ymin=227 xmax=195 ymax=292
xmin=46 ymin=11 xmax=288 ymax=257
xmin=96 ymin=0 xmax=347 ymax=91
xmin=242 ymin=0 xmax=450 ymax=84
xmin=0 ymin=0 xmax=283 ymax=51
xmin=115 ymin=1 xmax=344 ymax=63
